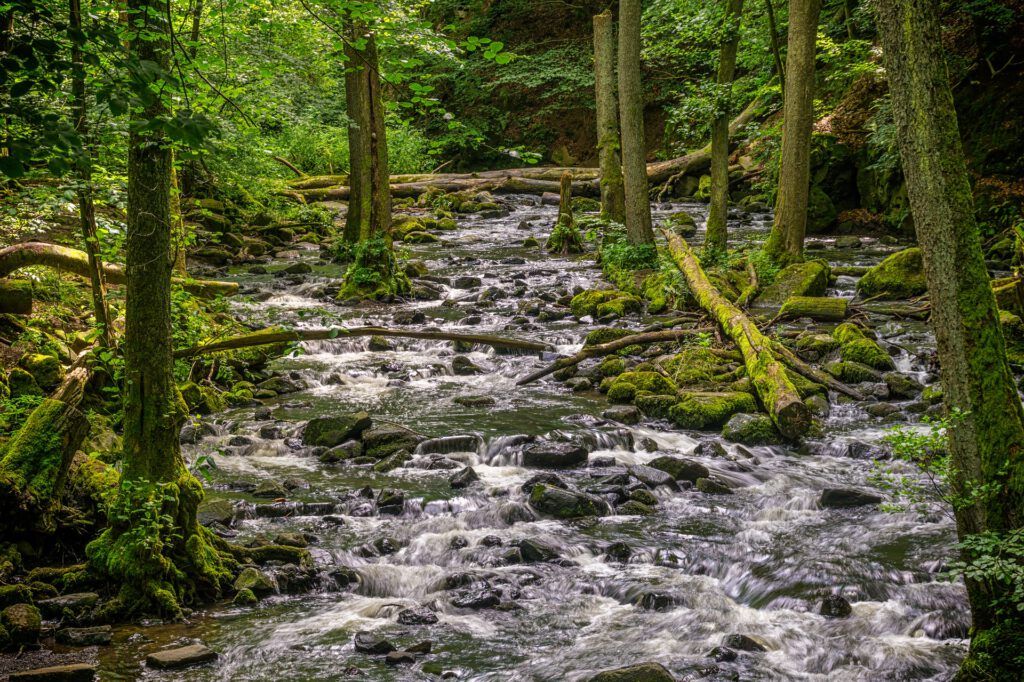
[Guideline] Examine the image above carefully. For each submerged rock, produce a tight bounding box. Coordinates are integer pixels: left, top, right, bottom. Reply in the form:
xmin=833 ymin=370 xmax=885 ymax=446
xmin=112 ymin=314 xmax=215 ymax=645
xmin=56 ymin=625 xmax=112 ymax=646
xmin=724 ymin=634 xmax=767 ymax=652
xmin=587 ymin=662 xmax=675 ymax=681
xmin=820 ymin=488 xmax=882 ymax=508
xmin=8 ymin=664 xmax=97 ymax=681
xmin=528 ymin=484 xmax=611 ymax=519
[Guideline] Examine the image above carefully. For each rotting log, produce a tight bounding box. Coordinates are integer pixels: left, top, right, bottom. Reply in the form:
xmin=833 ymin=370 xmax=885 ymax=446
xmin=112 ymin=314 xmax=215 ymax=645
xmin=174 ymin=326 xmax=552 ymax=358
xmin=0 ymin=279 xmax=32 ymax=314
xmin=0 ymin=366 xmax=91 ymax=531
xmin=0 ymin=242 xmax=238 ymax=298
xmin=778 ymin=296 xmax=849 ymax=321
xmin=289 ymin=175 xmax=602 ymax=204
xmin=662 ymin=229 xmax=811 ymax=439
xmin=516 ymin=328 xmax=713 ymax=386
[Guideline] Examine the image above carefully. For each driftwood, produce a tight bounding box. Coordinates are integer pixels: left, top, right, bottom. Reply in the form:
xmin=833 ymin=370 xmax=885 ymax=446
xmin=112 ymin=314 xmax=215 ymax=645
xmin=516 ymin=328 xmax=713 ymax=386
xmin=174 ymin=326 xmax=552 ymax=358
xmin=0 ymin=242 xmax=239 ymax=298
xmin=0 ymin=366 xmax=91 ymax=531
xmin=662 ymin=229 xmax=811 ymax=439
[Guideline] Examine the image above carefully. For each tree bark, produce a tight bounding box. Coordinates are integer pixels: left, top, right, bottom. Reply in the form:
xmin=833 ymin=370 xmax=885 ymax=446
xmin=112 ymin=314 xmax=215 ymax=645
xmin=69 ymin=0 xmax=113 ymax=347
xmin=764 ymin=0 xmax=786 ymax=97
xmin=617 ymin=0 xmax=655 ymax=245
xmin=174 ymin=326 xmax=551 ymax=358
xmin=875 ymin=0 xmax=1024 ymax=675
xmin=593 ymin=9 xmax=625 ymax=223
xmin=706 ymin=0 xmax=746 ymax=253
xmin=662 ymin=228 xmax=811 ymax=439
xmin=86 ymin=0 xmax=232 ymax=618
xmin=764 ymin=0 xmax=821 ymax=264
xmin=0 ymin=241 xmax=238 ymax=297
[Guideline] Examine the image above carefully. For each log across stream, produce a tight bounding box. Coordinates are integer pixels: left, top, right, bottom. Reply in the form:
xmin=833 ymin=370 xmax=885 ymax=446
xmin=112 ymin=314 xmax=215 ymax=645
xmin=87 ymin=196 xmax=966 ymax=679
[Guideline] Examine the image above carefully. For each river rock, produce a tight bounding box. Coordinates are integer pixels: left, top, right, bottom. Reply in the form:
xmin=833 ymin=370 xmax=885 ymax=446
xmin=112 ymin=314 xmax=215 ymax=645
xmin=418 ymin=434 xmax=484 ymax=455
xmin=449 ymin=466 xmax=480 ymax=489
xmin=605 ymin=542 xmax=632 ymax=563
xmin=722 ymin=413 xmax=783 ymax=445
xmin=385 ymin=651 xmax=417 ymax=665
xmin=626 ymin=464 xmax=678 ymax=490
xmin=320 ymin=440 xmax=363 ymax=463
xmin=8 ymin=664 xmax=97 ymax=681
xmin=56 ymin=625 xmax=112 ymax=646
xmin=883 ymin=372 xmax=922 ymax=399
xmin=820 ymin=488 xmax=883 ymax=508
xmin=522 ymin=442 xmax=588 ymax=468
xmin=36 ymin=593 xmax=98 ymax=619
xmin=696 ymin=477 xmax=733 ymax=495
xmin=856 ymin=247 xmax=927 ymax=300
xmin=451 ymin=588 xmax=501 ymax=609
xmin=197 ymin=498 xmax=236 ymax=527
xmin=454 ymin=394 xmax=496 ymax=407
xmin=648 ymin=456 xmax=710 ymax=483
xmin=354 ymin=631 xmax=396 ymax=654
xmin=528 ymin=484 xmax=611 ymax=519
xmin=377 ymin=489 xmax=406 ymax=515
xmin=602 ymin=405 xmax=641 ymax=424
xmin=234 ymin=567 xmax=276 ymax=596
xmin=724 ymin=634 xmax=767 ymax=652
xmin=302 ymin=412 xmax=372 ymax=447
xmin=517 ymin=538 xmax=559 ymax=563
xmin=819 ymin=594 xmax=853 ymax=618
xmin=146 ymin=644 xmax=219 ymax=669
xmin=397 ymin=607 xmax=439 ymax=625
xmin=252 ymin=479 xmax=288 ymax=498
xmin=362 ymin=425 xmax=425 ymax=459
xmin=520 ymin=472 xmax=568 ymax=493
xmin=451 ymin=356 xmax=485 ymax=375
xmin=587 ymin=662 xmax=675 ymax=681
xmin=1 ymin=603 xmax=41 ymax=644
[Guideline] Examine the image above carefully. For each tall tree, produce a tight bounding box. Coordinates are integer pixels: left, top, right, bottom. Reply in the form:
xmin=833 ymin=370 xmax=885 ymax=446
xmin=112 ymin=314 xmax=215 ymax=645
xmin=593 ymin=9 xmax=625 ymax=224
xmin=763 ymin=0 xmax=821 ymax=264
xmin=764 ymin=0 xmax=785 ymax=96
xmin=69 ymin=0 xmax=112 ymax=347
xmin=344 ymin=25 xmax=390 ymax=243
xmin=86 ymin=0 xmax=231 ymax=617
xmin=875 ymin=0 xmax=1024 ymax=677
xmin=617 ymin=0 xmax=655 ymax=245
xmin=705 ymin=0 xmax=746 ymax=254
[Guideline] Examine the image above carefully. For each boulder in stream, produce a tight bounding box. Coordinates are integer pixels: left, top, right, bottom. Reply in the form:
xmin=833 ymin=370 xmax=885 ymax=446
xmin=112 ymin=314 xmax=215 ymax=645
xmin=721 ymin=413 xmax=783 ymax=445
xmin=1 ymin=603 xmax=41 ymax=644
xmin=856 ymin=247 xmax=927 ymax=300
xmin=648 ymin=456 xmax=710 ymax=483
xmin=522 ymin=442 xmax=588 ymax=468
xmin=819 ymin=594 xmax=853 ymax=618
xmin=8 ymin=664 xmax=98 ymax=681
xmin=819 ymin=488 xmax=883 ymax=508
xmin=587 ymin=662 xmax=675 ymax=682
xmin=301 ymin=412 xmax=372 ymax=448
xmin=528 ymin=484 xmax=611 ymax=519
xmin=449 ymin=466 xmax=480 ymax=489
xmin=362 ymin=425 xmax=425 ymax=459
xmin=146 ymin=644 xmax=219 ymax=670
xmin=353 ymin=631 xmax=396 ymax=654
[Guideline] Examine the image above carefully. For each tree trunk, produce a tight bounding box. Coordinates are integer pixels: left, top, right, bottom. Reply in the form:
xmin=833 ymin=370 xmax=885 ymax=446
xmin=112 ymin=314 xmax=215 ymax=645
xmin=875 ymin=0 xmax=1024 ymax=676
xmin=169 ymin=156 xmax=188 ymax=275
xmin=69 ymin=0 xmax=113 ymax=348
xmin=662 ymin=228 xmax=811 ymax=439
xmin=86 ymin=0 xmax=232 ymax=618
xmin=593 ymin=9 xmax=625 ymax=223
xmin=366 ymin=32 xmax=391 ymax=237
xmin=764 ymin=0 xmax=821 ymax=265
xmin=617 ymin=0 xmax=655 ymax=245
xmin=764 ymin=0 xmax=785 ymax=96
xmin=546 ymin=171 xmax=584 ymax=254
xmin=706 ymin=0 xmax=746 ymax=254
xmin=0 ymin=241 xmax=238 ymax=297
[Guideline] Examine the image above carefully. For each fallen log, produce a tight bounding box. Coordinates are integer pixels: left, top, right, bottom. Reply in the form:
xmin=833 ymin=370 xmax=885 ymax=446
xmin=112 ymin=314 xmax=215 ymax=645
xmin=778 ymin=296 xmax=849 ymax=321
xmin=661 ymin=229 xmax=811 ymax=439
xmin=0 ymin=366 xmax=91 ymax=531
xmin=0 ymin=242 xmax=238 ymax=298
xmin=770 ymin=340 xmax=865 ymax=400
xmin=174 ymin=326 xmax=552 ymax=358
xmin=516 ymin=328 xmax=713 ymax=386
xmin=289 ymin=175 xmax=602 ymax=203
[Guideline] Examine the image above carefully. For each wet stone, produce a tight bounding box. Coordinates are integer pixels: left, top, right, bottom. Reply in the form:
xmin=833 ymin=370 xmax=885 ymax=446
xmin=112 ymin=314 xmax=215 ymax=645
xmin=397 ymin=607 xmax=439 ymax=625
xmin=56 ymin=625 xmax=112 ymax=646
xmin=8 ymin=664 xmax=97 ymax=681
xmin=449 ymin=466 xmax=480 ymax=488
xmin=353 ymin=631 xmax=395 ymax=655
xmin=820 ymin=488 xmax=883 ymax=508
xmin=522 ymin=442 xmax=588 ymax=468
xmin=451 ymin=588 xmax=501 ymax=609
xmin=696 ymin=477 xmax=733 ymax=495
xmin=605 ymin=541 xmax=632 ymax=563
xmin=587 ymin=662 xmax=675 ymax=681
xmin=627 ymin=464 xmax=679 ymax=490
xmin=724 ymin=634 xmax=767 ymax=652
xmin=819 ymin=594 xmax=853 ymax=618
xmin=146 ymin=644 xmax=219 ymax=670
xmin=602 ymin=405 xmax=641 ymax=424
xmin=520 ymin=472 xmax=568 ymax=493
xmin=709 ymin=646 xmax=738 ymax=662
xmin=385 ymin=651 xmax=417 ymax=665
xmin=36 ymin=593 xmax=98 ymax=619
xmin=517 ymin=538 xmax=559 ymax=563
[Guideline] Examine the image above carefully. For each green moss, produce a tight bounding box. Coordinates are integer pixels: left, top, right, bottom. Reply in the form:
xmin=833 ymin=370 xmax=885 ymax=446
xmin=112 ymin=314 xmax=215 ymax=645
xmin=7 ymin=368 xmax=41 ymax=398
xmin=785 ymin=368 xmax=827 ymax=398
xmin=955 ymin=621 xmax=1024 ymax=681
xmin=570 ymin=289 xmax=642 ymax=318
xmin=721 ymin=413 xmax=783 ymax=445
xmin=832 ymin=324 xmax=894 ymax=370
xmin=599 ymin=357 xmax=627 ymax=377
xmin=179 ymin=382 xmax=227 ymax=415
xmin=17 ymin=354 xmax=64 ymax=392
xmin=661 ymin=348 xmax=740 ymax=388
xmin=634 ymin=393 xmax=679 ymax=419
xmin=856 ymin=247 xmax=928 ymax=300
xmin=0 ymin=398 xmax=76 ymax=525
xmin=755 ymin=260 xmax=830 ymax=306
xmin=233 ymin=588 xmax=257 ymax=605
xmin=403 ymin=231 xmax=439 ymax=244
xmin=825 ymin=361 xmax=881 ymax=384
xmin=337 ymin=237 xmax=412 ymax=301
xmin=607 ymin=372 xmax=677 ymax=403
xmin=585 ymin=327 xmax=635 ymax=346
xmin=668 ymin=391 xmax=758 ymax=430
xmin=795 ymin=333 xmax=840 ymax=355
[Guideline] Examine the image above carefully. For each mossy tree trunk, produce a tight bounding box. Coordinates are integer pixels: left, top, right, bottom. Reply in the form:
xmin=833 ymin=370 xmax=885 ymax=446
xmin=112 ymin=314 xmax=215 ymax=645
xmin=617 ymin=0 xmax=655 ymax=245
xmin=593 ymin=9 xmax=625 ymax=224
xmin=662 ymin=228 xmax=811 ymax=439
xmin=706 ymin=0 xmax=746 ymax=254
xmin=546 ymin=171 xmax=584 ymax=254
xmin=764 ymin=0 xmax=785 ymax=98
xmin=875 ymin=0 xmax=1024 ymax=676
xmin=169 ymin=157 xmax=188 ymax=275
xmin=86 ymin=0 xmax=231 ymax=619
xmin=763 ymin=0 xmax=821 ymax=265
xmin=69 ymin=0 xmax=112 ymax=348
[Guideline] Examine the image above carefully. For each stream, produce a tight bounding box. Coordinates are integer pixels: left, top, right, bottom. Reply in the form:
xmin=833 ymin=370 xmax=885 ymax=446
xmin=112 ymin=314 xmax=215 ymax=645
xmin=97 ymin=198 xmax=966 ymax=680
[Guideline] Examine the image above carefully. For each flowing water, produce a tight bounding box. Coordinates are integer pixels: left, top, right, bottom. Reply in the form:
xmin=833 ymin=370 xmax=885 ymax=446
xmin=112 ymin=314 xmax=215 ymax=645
xmin=98 ymin=199 xmax=966 ymax=680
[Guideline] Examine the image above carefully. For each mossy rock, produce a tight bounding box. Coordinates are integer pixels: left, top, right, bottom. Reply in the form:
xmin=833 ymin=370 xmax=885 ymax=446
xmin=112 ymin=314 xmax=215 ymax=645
xmin=571 ymin=196 xmax=601 ymax=213
xmin=616 ymin=500 xmax=655 ymax=515
xmin=668 ymin=391 xmax=758 ymax=430
xmin=0 ymin=584 xmax=32 ymax=609
xmin=233 ymin=588 xmax=258 ymax=605
xmin=17 ymin=353 xmax=64 ymax=392
xmin=584 ymin=327 xmax=635 ymax=347
xmin=403 ymin=231 xmax=439 ymax=244
xmin=755 ymin=260 xmax=830 ymax=307
xmin=721 ymin=413 xmax=783 ymax=445
xmin=528 ymin=484 xmax=610 ymax=519
xmin=807 ymin=185 xmax=838 ymax=234
xmin=825 ymin=361 xmax=882 ymax=384
xmin=179 ymin=382 xmax=226 ymax=415
xmin=570 ymin=290 xmax=642 ymax=319
xmin=833 ymin=324 xmax=894 ymax=370
xmin=1 ymin=603 xmax=41 ymax=644
xmin=7 ymin=367 xmax=41 ymax=398
xmin=588 ymin=662 xmax=675 ymax=682
xmin=661 ymin=347 xmax=739 ymax=389
xmin=856 ymin=248 xmax=927 ymax=300
xmin=634 ymin=393 xmax=678 ymax=419
xmin=662 ymin=210 xmax=698 ymax=236
xmin=233 ymin=567 xmax=275 ymax=597
xmin=598 ymin=357 xmax=627 ymax=377
xmin=302 ymin=412 xmax=372 ymax=448
xmin=607 ymin=372 xmax=677 ymax=404
xmin=795 ymin=333 xmax=841 ymax=356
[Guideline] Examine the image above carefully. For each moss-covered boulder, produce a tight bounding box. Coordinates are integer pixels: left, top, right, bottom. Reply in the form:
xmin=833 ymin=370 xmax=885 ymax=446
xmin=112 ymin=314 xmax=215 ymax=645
xmin=233 ymin=567 xmax=276 ymax=597
xmin=6 ymin=367 xmax=41 ymax=398
xmin=795 ymin=333 xmax=841 ymax=357
xmin=362 ymin=425 xmax=424 ymax=459
xmin=403 ymin=231 xmax=439 ymax=244
xmin=1 ymin=603 xmax=41 ymax=644
xmin=722 ymin=413 xmax=783 ymax=445
xmin=856 ymin=248 xmax=927 ymax=300
xmin=302 ymin=412 xmax=372 ymax=448
xmin=18 ymin=353 xmax=64 ymax=392
xmin=179 ymin=382 xmax=226 ymax=415
xmin=528 ymin=484 xmax=610 ymax=519
xmin=570 ymin=289 xmax=643 ymax=319
xmin=584 ymin=327 xmax=635 ymax=347
xmin=607 ymin=372 xmax=677 ymax=403
xmin=661 ymin=348 xmax=741 ymax=389
xmin=588 ymin=662 xmax=675 ymax=681
xmin=833 ymin=323 xmax=895 ymax=370
xmin=755 ymin=260 xmax=830 ymax=307
xmin=647 ymin=456 xmax=709 ymax=483
xmin=662 ymin=211 xmax=698 ymax=237
xmin=598 ymin=357 xmax=627 ymax=377
xmin=634 ymin=393 xmax=678 ymax=419
xmin=668 ymin=391 xmax=758 ymax=430
xmin=807 ymin=185 xmax=838 ymax=234
xmin=825 ymin=361 xmax=882 ymax=384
